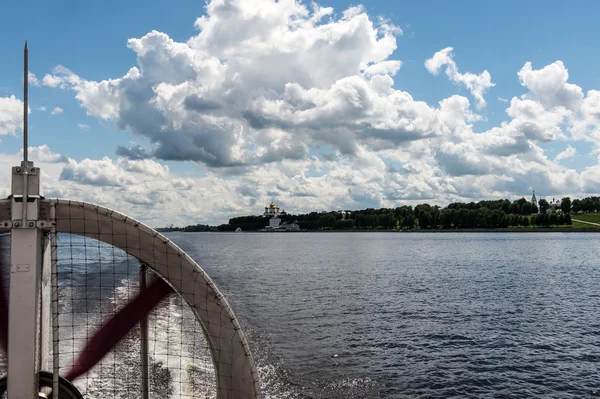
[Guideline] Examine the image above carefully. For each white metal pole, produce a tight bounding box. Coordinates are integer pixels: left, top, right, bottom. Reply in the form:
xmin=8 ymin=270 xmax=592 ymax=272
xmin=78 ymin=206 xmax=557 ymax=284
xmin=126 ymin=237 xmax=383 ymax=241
xmin=7 ymin=43 xmax=44 ymax=397
xmin=8 ymin=225 xmax=42 ymax=398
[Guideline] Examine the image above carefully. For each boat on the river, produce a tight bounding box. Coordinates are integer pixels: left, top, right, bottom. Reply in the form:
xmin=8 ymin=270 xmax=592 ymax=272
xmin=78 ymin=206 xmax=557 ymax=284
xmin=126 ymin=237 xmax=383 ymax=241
xmin=260 ymin=223 xmax=301 ymax=232
xmin=260 ymin=216 xmax=301 ymax=232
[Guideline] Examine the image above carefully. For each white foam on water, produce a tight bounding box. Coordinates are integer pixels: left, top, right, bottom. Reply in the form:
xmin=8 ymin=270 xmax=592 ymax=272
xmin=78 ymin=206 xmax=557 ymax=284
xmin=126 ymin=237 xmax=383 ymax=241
xmin=63 ymin=278 xmax=217 ymax=398
xmin=257 ymin=363 xmax=301 ymax=399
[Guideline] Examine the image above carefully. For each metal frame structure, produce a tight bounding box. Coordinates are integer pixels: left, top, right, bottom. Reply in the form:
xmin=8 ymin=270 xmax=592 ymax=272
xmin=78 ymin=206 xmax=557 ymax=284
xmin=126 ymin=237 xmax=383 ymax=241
xmin=0 ymin=43 xmax=261 ymax=399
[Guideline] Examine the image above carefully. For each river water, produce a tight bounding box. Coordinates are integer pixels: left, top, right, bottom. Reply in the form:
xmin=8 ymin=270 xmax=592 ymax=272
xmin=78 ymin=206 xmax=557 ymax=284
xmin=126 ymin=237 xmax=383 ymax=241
xmin=166 ymin=231 xmax=600 ymax=398
xmin=2 ymin=231 xmax=600 ymax=398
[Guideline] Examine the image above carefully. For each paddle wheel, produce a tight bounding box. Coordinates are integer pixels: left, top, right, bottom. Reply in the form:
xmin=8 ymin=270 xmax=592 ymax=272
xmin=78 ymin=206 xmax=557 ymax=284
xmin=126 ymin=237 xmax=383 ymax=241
xmin=0 ymin=43 xmax=261 ymax=398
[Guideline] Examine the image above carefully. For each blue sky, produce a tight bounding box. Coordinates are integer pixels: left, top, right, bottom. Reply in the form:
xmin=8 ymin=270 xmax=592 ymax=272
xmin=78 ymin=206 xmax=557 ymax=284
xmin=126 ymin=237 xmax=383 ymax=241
xmin=1 ymin=0 xmax=599 ymax=225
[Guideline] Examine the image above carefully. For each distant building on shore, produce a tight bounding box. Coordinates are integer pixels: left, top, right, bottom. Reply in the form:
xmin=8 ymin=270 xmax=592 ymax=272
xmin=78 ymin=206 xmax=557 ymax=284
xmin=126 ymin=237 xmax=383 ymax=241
xmin=263 ymin=201 xmax=287 ymax=218
xmin=269 ymin=217 xmax=281 ymax=228
xmin=531 ymin=191 xmax=562 ymax=214
xmin=260 ymin=202 xmax=299 ymax=231
xmin=548 ymin=198 xmax=561 ymax=213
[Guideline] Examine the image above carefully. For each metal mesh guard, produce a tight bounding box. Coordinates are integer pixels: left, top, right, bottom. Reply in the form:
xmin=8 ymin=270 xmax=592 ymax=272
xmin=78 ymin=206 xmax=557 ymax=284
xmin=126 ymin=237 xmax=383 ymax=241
xmin=0 ymin=198 xmax=261 ymax=399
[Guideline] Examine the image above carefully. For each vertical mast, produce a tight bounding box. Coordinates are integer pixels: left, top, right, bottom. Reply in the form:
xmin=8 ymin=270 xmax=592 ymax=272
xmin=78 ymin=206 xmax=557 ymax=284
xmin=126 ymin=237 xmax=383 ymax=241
xmin=24 ymin=41 xmax=28 ymax=163
xmin=8 ymin=40 xmax=43 ymax=399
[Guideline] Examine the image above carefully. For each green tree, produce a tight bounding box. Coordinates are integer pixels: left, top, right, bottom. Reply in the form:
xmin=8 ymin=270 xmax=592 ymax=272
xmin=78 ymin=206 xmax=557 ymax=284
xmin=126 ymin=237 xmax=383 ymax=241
xmin=564 ymin=213 xmax=572 ymax=225
xmin=455 ymin=209 xmax=469 ymax=228
xmin=355 ymin=214 xmax=365 ymax=229
xmin=538 ymin=199 xmax=550 ymax=214
xmin=572 ymin=199 xmax=582 ymax=213
xmin=516 ymin=197 xmax=528 ymax=209
xmin=414 ymin=204 xmax=431 ymax=219
xmin=318 ymin=213 xmax=336 ymax=229
xmin=501 ymin=199 xmax=511 ymax=214
xmin=440 ymin=209 xmax=454 ymax=228
xmin=402 ymin=214 xmax=415 ymax=229
xmin=430 ymin=206 xmax=441 ymax=228
xmin=534 ymin=213 xmax=546 ymax=226
xmin=491 ymin=209 xmax=504 ymax=228
xmin=581 ymin=197 xmax=595 ymax=212
xmin=479 ymin=208 xmax=492 ymax=228
xmin=378 ymin=213 xmax=393 ymax=229
xmin=364 ymin=214 xmax=377 ymax=229
xmin=509 ymin=201 xmax=521 ymax=214
xmin=508 ymin=214 xmax=520 ymax=226
xmin=418 ymin=211 xmax=432 ymax=229
xmin=466 ymin=210 xmax=478 ymax=228
xmin=334 ymin=219 xmax=354 ymax=230
xmin=560 ymin=197 xmax=572 ymax=214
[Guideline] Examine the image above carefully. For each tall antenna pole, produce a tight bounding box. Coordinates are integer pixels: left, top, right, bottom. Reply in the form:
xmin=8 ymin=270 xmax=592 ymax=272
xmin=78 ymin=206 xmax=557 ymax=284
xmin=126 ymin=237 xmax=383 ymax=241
xmin=23 ymin=41 xmax=29 ymax=163
xmin=8 ymin=40 xmax=43 ymax=399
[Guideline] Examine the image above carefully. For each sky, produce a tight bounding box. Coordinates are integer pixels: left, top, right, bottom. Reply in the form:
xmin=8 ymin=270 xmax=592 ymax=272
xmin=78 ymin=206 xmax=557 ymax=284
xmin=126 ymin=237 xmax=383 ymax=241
xmin=1 ymin=0 xmax=600 ymax=226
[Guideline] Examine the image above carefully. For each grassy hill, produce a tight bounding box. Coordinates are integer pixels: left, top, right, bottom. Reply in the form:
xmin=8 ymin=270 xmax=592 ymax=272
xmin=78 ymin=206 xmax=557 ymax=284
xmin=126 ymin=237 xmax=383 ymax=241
xmin=571 ymin=213 xmax=600 ymax=228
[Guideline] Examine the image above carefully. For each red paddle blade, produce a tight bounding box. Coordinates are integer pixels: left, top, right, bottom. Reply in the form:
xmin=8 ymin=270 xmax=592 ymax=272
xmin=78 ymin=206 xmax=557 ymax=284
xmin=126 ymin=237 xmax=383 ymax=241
xmin=65 ymin=277 xmax=172 ymax=381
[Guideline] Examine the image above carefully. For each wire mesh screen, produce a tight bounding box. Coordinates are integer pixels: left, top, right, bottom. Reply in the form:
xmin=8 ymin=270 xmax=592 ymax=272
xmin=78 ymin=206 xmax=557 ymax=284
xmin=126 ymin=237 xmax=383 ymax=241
xmin=0 ymin=198 xmax=261 ymax=399
xmin=51 ymin=232 xmax=217 ymax=398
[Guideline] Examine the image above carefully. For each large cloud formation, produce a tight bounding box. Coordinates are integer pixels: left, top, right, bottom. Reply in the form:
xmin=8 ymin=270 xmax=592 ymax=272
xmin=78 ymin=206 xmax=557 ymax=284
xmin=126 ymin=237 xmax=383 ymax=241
xmin=41 ymin=1 xmax=413 ymax=166
xmin=0 ymin=0 xmax=598 ymax=225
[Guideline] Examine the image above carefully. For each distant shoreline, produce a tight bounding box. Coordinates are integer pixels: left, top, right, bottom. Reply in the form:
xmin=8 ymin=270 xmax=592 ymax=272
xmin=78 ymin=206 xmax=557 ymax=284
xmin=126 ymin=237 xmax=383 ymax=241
xmin=165 ymin=227 xmax=600 ymax=233
xmin=314 ymin=228 xmax=599 ymax=233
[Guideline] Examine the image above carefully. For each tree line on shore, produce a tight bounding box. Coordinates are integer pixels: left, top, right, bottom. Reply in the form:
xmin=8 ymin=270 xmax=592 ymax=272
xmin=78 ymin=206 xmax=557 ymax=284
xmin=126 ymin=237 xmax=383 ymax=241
xmin=158 ymin=195 xmax=600 ymax=232
xmin=156 ymin=223 xmax=219 ymax=232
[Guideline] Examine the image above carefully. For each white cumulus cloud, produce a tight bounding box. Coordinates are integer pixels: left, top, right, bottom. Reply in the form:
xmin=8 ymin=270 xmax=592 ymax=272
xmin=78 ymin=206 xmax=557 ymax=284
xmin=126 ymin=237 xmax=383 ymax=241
xmin=19 ymin=145 xmax=68 ymax=163
xmin=555 ymin=145 xmax=577 ymax=161
xmin=28 ymin=72 xmax=40 ymax=86
xmin=0 ymin=95 xmax=25 ymax=135
xmin=425 ymin=47 xmax=495 ymax=109
xmin=42 ymin=74 xmax=64 ymax=88
xmin=518 ymin=61 xmax=583 ymax=111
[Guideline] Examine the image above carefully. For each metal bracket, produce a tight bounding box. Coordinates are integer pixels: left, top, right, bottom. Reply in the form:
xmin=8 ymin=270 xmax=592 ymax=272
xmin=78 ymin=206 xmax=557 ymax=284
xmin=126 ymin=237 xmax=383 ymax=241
xmin=7 ymin=220 xmax=53 ymax=230
xmin=10 ymin=220 xmax=41 ymax=229
xmin=36 ymin=220 xmax=54 ymax=230
xmin=14 ymin=165 xmax=37 ymax=175
xmin=11 ymin=164 xmax=41 ymax=198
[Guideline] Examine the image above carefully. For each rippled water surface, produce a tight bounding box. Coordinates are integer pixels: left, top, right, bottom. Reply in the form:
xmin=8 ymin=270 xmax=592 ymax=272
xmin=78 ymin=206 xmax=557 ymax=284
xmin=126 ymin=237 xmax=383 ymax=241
xmin=165 ymin=231 xmax=600 ymax=398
